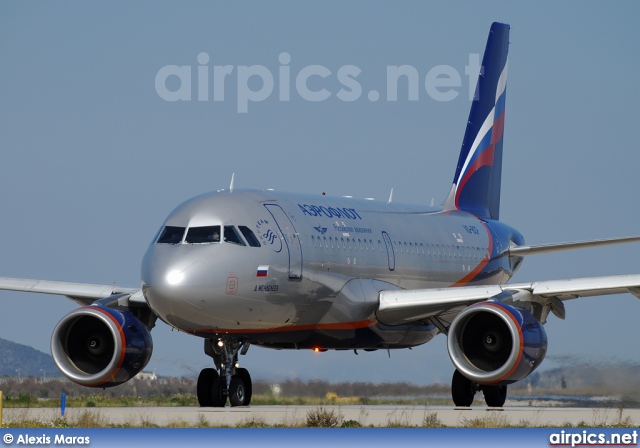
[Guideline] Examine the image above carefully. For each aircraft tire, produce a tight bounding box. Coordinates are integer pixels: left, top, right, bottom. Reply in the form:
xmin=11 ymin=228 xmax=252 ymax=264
xmin=235 ymin=368 xmax=252 ymax=405
xmin=228 ymin=377 xmax=246 ymax=407
xmin=483 ymin=384 xmax=507 ymax=407
xmin=211 ymin=376 xmax=227 ymax=407
xmin=451 ymin=369 xmax=475 ymax=407
xmin=197 ymin=368 xmax=217 ymax=407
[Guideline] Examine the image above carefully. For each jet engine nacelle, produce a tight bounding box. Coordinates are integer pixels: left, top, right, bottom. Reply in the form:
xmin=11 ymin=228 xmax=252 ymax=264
xmin=51 ymin=306 xmax=153 ymax=387
xmin=447 ymin=301 xmax=547 ymax=384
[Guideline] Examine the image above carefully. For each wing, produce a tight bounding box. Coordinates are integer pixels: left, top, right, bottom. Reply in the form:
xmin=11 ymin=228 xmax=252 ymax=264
xmin=377 ymin=273 xmax=640 ymax=327
xmin=0 ymin=277 xmax=143 ymax=306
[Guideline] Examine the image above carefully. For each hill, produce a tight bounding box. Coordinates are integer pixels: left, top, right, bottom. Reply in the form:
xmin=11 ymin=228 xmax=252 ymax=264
xmin=0 ymin=337 xmax=60 ymax=378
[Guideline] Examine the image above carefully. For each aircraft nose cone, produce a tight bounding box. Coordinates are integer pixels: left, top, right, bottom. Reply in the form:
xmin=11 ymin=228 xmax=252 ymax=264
xmin=141 ymin=245 xmax=212 ymax=316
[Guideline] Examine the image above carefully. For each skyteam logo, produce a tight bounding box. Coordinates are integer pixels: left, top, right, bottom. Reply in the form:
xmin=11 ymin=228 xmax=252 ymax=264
xmin=256 ymin=219 xmax=282 ymax=253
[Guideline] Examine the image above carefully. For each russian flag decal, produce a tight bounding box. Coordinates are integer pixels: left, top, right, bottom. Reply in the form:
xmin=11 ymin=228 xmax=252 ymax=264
xmin=256 ymin=265 xmax=269 ymax=277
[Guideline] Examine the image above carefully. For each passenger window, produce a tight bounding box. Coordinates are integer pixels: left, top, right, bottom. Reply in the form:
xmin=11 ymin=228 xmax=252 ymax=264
xmin=223 ymin=226 xmax=246 ymax=246
xmin=157 ymin=226 xmax=186 ymax=244
xmin=238 ymin=226 xmax=261 ymax=247
xmin=186 ymin=226 xmax=221 ymax=244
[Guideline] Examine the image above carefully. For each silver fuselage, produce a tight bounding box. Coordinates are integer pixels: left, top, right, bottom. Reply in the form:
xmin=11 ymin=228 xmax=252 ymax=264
xmin=141 ymin=189 xmax=522 ymax=350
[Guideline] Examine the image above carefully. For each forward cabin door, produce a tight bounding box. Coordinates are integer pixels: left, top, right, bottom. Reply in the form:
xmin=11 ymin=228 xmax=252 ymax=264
xmin=264 ymin=204 xmax=303 ymax=279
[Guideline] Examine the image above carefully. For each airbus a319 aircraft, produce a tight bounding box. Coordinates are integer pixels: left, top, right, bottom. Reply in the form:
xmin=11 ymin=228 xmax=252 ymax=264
xmin=2 ymin=22 xmax=640 ymax=408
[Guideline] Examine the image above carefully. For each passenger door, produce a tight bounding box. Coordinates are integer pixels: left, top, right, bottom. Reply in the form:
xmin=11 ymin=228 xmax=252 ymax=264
xmin=264 ymin=204 xmax=303 ymax=279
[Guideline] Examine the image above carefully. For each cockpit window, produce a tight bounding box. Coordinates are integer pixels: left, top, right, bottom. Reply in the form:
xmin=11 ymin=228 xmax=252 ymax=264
xmin=186 ymin=226 xmax=221 ymax=244
xmin=223 ymin=226 xmax=245 ymax=246
xmin=157 ymin=226 xmax=186 ymax=244
xmin=238 ymin=226 xmax=261 ymax=247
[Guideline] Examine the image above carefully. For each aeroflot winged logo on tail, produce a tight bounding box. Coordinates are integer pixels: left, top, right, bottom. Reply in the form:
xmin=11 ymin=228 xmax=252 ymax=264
xmin=455 ymin=62 xmax=507 ymax=214
xmin=448 ymin=23 xmax=509 ymax=221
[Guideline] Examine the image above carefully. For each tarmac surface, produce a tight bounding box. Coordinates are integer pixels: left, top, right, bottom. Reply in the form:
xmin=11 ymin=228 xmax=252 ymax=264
xmin=4 ymin=405 xmax=640 ymax=427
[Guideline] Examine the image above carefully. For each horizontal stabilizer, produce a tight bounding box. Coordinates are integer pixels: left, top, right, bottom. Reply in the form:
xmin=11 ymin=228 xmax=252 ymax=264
xmin=509 ymin=235 xmax=640 ymax=257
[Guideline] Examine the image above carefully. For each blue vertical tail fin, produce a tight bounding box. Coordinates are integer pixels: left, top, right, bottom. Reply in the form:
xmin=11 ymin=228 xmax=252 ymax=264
xmin=443 ymin=22 xmax=509 ymax=221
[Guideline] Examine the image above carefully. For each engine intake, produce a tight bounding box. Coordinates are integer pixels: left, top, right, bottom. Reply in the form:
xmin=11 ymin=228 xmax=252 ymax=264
xmin=447 ymin=302 xmax=547 ymax=384
xmin=51 ymin=306 xmax=153 ymax=387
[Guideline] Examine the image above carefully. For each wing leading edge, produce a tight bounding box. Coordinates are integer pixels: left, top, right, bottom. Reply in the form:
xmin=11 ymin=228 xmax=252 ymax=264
xmin=377 ymin=273 xmax=640 ymax=326
xmin=0 ymin=277 xmax=143 ymax=306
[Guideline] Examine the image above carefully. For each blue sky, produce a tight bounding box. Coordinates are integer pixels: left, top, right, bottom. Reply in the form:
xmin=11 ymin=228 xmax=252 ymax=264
xmin=1 ymin=1 xmax=639 ymax=385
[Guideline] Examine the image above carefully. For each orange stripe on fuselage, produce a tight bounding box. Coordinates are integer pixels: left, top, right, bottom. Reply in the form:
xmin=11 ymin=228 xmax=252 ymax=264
xmin=187 ymin=317 xmax=379 ymax=336
xmin=451 ymin=220 xmax=494 ymax=287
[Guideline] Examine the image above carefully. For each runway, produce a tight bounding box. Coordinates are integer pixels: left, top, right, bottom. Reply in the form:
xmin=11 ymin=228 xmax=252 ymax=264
xmin=4 ymin=405 xmax=639 ymax=427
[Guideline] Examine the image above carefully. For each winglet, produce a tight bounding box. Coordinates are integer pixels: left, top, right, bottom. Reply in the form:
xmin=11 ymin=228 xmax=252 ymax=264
xmin=388 ymin=188 xmax=394 ymax=204
xmin=229 ymin=172 xmax=235 ymax=193
xmin=443 ymin=22 xmax=509 ymax=221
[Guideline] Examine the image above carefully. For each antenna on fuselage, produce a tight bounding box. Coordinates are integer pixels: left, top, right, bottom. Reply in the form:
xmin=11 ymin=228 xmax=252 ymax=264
xmin=387 ymin=188 xmax=394 ymax=203
xmin=229 ymin=172 xmax=235 ymax=193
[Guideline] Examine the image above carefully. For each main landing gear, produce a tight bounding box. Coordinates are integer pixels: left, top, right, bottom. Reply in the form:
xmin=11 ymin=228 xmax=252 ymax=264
xmin=451 ymin=369 xmax=507 ymax=408
xmin=197 ymin=338 xmax=253 ymax=407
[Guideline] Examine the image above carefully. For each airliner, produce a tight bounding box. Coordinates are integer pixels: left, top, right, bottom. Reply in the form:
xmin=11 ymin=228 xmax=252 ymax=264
xmin=2 ymin=22 xmax=639 ymax=408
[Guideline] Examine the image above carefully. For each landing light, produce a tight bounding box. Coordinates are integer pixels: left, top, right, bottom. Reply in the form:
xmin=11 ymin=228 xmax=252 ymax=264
xmin=166 ymin=270 xmax=184 ymax=285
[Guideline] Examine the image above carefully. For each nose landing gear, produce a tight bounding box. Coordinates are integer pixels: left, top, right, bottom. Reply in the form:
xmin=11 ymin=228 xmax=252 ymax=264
xmin=197 ymin=338 xmax=252 ymax=407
